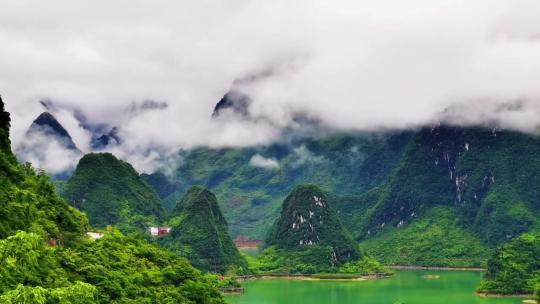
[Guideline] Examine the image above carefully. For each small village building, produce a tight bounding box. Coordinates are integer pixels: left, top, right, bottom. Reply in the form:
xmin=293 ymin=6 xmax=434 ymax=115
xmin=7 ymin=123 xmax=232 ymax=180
xmin=86 ymin=232 xmax=104 ymax=239
xmin=149 ymin=227 xmax=172 ymax=237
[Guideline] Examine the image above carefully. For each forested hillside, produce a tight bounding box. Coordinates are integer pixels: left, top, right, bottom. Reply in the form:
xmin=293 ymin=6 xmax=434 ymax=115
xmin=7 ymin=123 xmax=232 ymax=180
xmin=478 ymin=232 xmax=540 ymax=299
xmin=63 ymin=153 xmax=164 ymax=231
xmin=0 ymin=98 xmax=87 ymax=242
xmin=258 ymin=185 xmax=383 ymax=274
xmin=160 ymin=186 xmax=248 ymax=274
xmin=0 ymin=97 xmax=224 ymax=303
xmin=332 ymin=126 xmax=540 ymax=266
xmin=160 ymin=132 xmax=412 ymax=239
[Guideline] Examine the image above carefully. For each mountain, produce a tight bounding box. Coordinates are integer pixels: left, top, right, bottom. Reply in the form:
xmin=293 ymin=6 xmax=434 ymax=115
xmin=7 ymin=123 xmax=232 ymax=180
xmin=155 ymin=132 xmax=411 ymax=240
xmin=212 ymin=90 xmax=251 ymax=119
xmin=0 ymin=97 xmax=87 ymax=240
xmin=336 ymin=125 xmax=540 ymax=266
xmin=0 ymin=97 xmax=224 ymax=303
xmin=140 ymin=172 xmax=180 ymax=199
xmin=63 ymin=152 xmax=164 ymax=230
xmin=15 ymin=111 xmax=82 ymax=179
xmin=91 ymin=126 xmax=121 ymax=150
xmin=262 ymin=184 xmax=361 ymax=271
xmin=161 ymin=186 xmax=248 ymax=273
xmin=478 ymin=232 xmax=540 ymax=299
xmin=363 ymin=126 xmax=540 ymax=243
xmin=28 ymin=112 xmax=79 ymax=151
xmin=0 ymin=98 xmax=11 ymax=152
xmin=160 ymin=186 xmax=248 ymax=274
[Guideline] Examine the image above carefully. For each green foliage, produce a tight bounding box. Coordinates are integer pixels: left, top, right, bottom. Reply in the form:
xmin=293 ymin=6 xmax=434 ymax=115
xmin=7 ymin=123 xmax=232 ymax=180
xmin=359 ymin=207 xmax=491 ymax=267
xmin=252 ymin=245 xmax=384 ymax=275
xmin=0 ymin=231 xmax=224 ymax=304
xmin=157 ymin=133 xmax=411 ymax=239
xmin=140 ymin=173 xmax=179 ymax=200
xmin=0 ymin=98 xmax=87 ymax=241
xmin=160 ymin=186 xmax=248 ymax=274
xmin=478 ymin=232 xmax=540 ymax=296
xmin=0 ymin=282 xmax=98 ymax=304
xmin=338 ymin=256 xmax=385 ymax=273
xmin=63 ymin=153 xmax=164 ymax=230
xmin=0 ymin=96 xmax=11 ymax=153
xmin=260 ymin=185 xmax=379 ymax=273
xmin=265 ymin=185 xmax=360 ymax=267
xmin=203 ymin=274 xmax=241 ymax=289
xmin=359 ymin=127 xmax=540 ymax=247
xmin=0 ymin=99 xmax=224 ymax=303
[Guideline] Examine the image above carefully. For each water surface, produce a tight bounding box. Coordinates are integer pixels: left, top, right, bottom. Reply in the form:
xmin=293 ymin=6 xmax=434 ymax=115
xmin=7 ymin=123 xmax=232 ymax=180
xmin=225 ymin=270 xmax=523 ymax=304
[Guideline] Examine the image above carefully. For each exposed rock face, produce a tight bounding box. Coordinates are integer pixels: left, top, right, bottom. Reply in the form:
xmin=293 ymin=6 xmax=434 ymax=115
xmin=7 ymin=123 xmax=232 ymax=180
xmin=360 ymin=125 xmax=540 ymax=245
xmin=266 ymin=184 xmax=360 ymax=265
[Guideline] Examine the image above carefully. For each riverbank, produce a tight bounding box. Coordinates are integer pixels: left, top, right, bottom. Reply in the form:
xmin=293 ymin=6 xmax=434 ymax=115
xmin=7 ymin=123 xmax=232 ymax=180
xmin=220 ymin=287 xmax=245 ymax=294
xmin=477 ymin=292 xmax=536 ymax=301
xmin=225 ymin=270 xmax=523 ymax=304
xmin=235 ymin=272 xmax=393 ymax=281
xmin=387 ymin=265 xmax=486 ymax=271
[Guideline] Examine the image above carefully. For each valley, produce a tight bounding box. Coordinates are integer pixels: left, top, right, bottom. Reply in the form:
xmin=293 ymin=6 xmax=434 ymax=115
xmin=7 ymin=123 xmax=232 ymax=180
xmin=2 ymin=94 xmax=538 ymax=302
xmin=2 ymin=2 xmax=540 ymax=303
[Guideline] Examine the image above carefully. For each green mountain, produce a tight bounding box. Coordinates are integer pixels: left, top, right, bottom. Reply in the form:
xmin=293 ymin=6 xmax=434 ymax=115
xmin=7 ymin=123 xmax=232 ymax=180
xmin=266 ymin=184 xmax=359 ymax=261
xmin=478 ymin=232 xmax=540 ymax=299
xmin=63 ymin=152 xmax=164 ymax=230
xmin=143 ymin=121 xmax=540 ymax=268
xmin=358 ymin=206 xmax=490 ymax=267
xmin=259 ymin=184 xmax=375 ymax=273
xmin=0 ymin=96 xmax=223 ymax=303
xmin=160 ymin=186 xmax=248 ymax=274
xmin=157 ymin=132 xmax=411 ymax=240
xmin=0 ymin=97 xmax=87 ymax=241
xmin=336 ymin=126 xmax=540 ymax=266
xmin=141 ymin=172 xmax=180 ymax=199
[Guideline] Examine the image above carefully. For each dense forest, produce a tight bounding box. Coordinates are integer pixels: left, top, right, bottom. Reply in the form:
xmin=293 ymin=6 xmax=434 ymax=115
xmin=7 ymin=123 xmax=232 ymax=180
xmin=478 ymin=233 xmax=540 ymax=300
xmin=63 ymin=152 xmax=164 ymax=231
xmin=0 ymin=97 xmax=224 ymax=303
xmin=257 ymin=185 xmax=384 ymax=274
xmin=7 ymin=95 xmax=540 ymax=299
xmin=160 ymin=186 xmax=248 ymax=274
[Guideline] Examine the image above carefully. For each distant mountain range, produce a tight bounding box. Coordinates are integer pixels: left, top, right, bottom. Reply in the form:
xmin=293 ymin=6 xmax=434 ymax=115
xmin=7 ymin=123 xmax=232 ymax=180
xmin=14 ymin=92 xmax=540 ymax=268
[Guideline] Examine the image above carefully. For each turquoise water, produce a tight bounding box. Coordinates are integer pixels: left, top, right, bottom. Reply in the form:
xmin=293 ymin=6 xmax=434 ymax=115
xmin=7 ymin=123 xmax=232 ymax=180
xmin=225 ymin=270 xmax=524 ymax=304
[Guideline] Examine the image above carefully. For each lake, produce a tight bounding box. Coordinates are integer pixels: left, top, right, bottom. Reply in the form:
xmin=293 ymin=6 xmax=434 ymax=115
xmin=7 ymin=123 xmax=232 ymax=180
xmin=225 ymin=270 xmax=524 ymax=304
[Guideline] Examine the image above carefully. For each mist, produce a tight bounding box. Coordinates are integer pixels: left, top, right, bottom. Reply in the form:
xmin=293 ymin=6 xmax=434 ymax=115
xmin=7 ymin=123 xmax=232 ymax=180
xmin=2 ymin=0 xmax=540 ymax=173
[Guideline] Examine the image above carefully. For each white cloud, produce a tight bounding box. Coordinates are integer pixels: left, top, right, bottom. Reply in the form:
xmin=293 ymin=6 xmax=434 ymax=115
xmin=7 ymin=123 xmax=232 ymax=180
xmin=15 ymin=130 xmax=82 ymax=175
xmin=1 ymin=0 xmax=540 ymax=173
xmin=249 ymin=154 xmax=280 ymax=170
xmin=292 ymin=146 xmax=325 ymax=167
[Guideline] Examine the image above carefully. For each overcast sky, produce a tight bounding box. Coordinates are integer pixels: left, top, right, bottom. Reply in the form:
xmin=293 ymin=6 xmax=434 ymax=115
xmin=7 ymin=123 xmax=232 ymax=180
xmin=1 ymin=0 xmax=540 ymax=173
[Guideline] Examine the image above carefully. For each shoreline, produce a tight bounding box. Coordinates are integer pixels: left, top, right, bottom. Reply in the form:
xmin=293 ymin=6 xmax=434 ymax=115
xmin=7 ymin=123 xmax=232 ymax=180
xmin=236 ymin=272 xmax=393 ymax=282
xmin=387 ymin=265 xmax=486 ymax=272
xmin=476 ymin=292 xmax=536 ymax=300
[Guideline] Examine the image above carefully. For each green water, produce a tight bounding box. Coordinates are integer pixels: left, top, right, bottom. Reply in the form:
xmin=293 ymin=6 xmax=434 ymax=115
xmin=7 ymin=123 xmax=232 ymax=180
xmin=225 ymin=270 xmax=524 ymax=304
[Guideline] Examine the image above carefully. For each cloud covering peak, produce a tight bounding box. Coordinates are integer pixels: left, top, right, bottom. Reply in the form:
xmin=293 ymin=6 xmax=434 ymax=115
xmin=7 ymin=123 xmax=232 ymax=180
xmin=2 ymin=0 xmax=540 ymax=173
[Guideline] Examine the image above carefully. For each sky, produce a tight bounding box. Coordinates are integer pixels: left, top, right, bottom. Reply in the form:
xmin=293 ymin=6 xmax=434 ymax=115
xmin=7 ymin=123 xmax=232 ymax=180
xmin=1 ymin=0 xmax=540 ymax=173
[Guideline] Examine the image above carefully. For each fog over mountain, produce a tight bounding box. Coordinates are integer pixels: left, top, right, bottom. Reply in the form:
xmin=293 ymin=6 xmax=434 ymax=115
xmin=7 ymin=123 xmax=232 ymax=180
xmin=2 ymin=0 xmax=540 ymax=173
